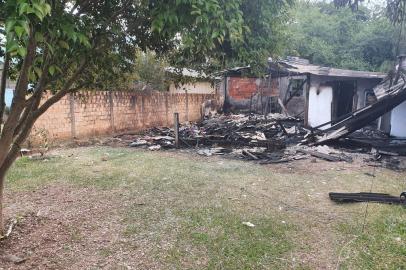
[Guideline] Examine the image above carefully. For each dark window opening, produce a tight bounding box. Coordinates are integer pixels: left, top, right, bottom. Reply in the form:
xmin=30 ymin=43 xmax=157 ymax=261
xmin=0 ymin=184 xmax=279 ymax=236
xmin=289 ymin=79 xmax=305 ymax=97
xmin=365 ymin=90 xmax=377 ymax=106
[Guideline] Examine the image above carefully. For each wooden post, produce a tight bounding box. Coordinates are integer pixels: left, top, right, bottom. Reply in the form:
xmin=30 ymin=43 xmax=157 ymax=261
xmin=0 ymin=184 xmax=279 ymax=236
xmin=174 ymin=112 xmax=179 ymax=148
xmin=304 ymin=74 xmax=311 ymax=127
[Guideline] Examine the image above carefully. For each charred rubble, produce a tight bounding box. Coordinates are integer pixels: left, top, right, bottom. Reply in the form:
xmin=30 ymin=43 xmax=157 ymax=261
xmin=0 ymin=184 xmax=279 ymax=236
xmin=121 ymin=113 xmax=311 ymax=163
xmin=108 ymin=112 xmax=388 ymax=167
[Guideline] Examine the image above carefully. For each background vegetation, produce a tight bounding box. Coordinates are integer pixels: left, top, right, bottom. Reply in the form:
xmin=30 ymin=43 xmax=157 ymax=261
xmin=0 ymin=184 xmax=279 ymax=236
xmin=285 ymin=1 xmax=403 ymax=72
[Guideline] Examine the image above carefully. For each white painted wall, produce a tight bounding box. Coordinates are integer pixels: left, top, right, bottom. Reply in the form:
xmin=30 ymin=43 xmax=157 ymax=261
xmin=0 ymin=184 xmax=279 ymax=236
xmin=5 ymin=89 xmax=13 ymax=107
xmin=390 ymin=101 xmax=406 ymax=137
xmin=308 ymin=85 xmax=333 ymax=129
xmin=309 ymin=75 xmax=381 ymax=110
xmin=169 ymin=81 xmax=215 ymax=94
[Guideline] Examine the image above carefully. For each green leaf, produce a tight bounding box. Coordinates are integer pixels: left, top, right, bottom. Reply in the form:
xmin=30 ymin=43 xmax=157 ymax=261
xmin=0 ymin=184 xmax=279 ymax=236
xmin=17 ymin=47 xmax=27 ymax=57
xmin=48 ymin=65 xmax=56 ymax=76
xmin=20 ymin=21 xmax=30 ymax=35
xmin=19 ymin=3 xmax=30 ymax=16
xmin=44 ymin=3 xmax=52 ymax=15
xmin=191 ymin=10 xmax=201 ymax=15
xmin=34 ymin=66 xmax=43 ymax=78
xmin=29 ymin=68 xmax=37 ymax=81
xmin=5 ymin=20 xmax=16 ymax=33
xmin=5 ymin=41 xmax=19 ymax=53
xmin=82 ymin=38 xmax=91 ymax=48
xmin=58 ymin=40 xmax=70 ymax=49
xmin=46 ymin=42 xmax=55 ymax=55
xmin=34 ymin=10 xmax=44 ymax=20
xmin=14 ymin=26 xmax=26 ymax=38
xmin=35 ymin=32 xmax=45 ymax=42
xmin=55 ymin=66 xmax=63 ymax=74
xmin=32 ymin=3 xmax=46 ymax=21
xmin=78 ymin=34 xmax=91 ymax=47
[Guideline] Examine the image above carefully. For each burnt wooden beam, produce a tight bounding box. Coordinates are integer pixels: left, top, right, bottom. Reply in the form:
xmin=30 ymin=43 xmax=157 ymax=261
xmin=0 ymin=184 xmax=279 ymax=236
xmin=284 ymin=78 xmax=308 ymax=106
xmin=313 ymin=77 xmax=406 ymax=145
xmin=329 ymin=192 xmax=406 ymax=205
xmin=174 ymin=113 xmax=179 ymax=148
xmin=297 ymin=149 xmax=342 ymax=162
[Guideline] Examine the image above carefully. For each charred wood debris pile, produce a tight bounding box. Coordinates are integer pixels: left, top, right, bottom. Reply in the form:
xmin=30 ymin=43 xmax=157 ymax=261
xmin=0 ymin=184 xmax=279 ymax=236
xmin=109 ymin=113 xmax=406 ymax=169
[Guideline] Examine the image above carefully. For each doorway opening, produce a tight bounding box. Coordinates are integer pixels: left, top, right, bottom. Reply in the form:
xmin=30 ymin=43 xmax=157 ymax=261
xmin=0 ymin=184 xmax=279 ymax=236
xmin=331 ymin=81 xmax=356 ymax=123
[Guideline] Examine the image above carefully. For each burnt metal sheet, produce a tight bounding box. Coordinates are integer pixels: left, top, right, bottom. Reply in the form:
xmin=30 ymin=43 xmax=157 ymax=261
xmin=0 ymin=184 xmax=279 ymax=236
xmin=269 ymin=60 xmax=386 ymax=79
xmin=278 ymin=62 xmax=386 ymax=79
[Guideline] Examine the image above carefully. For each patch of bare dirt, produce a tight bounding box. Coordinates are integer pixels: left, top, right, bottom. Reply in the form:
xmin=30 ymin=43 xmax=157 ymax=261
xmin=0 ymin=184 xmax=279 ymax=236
xmin=0 ymin=184 xmax=159 ymax=269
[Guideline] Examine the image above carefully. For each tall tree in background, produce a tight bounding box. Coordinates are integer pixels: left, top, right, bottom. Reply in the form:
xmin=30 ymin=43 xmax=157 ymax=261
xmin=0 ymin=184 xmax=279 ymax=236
xmin=0 ymin=0 xmax=292 ymax=235
xmin=286 ymin=1 xmax=399 ymax=71
xmin=122 ymin=50 xmax=169 ymax=92
xmin=335 ymin=0 xmax=406 ymax=56
xmin=153 ymin=0 xmax=292 ymax=74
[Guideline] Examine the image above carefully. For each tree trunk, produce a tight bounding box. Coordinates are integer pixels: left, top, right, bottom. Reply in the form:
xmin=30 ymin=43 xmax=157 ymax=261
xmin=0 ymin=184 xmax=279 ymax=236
xmin=0 ymin=152 xmax=20 ymax=237
xmin=0 ymin=170 xmax=5 ymax=236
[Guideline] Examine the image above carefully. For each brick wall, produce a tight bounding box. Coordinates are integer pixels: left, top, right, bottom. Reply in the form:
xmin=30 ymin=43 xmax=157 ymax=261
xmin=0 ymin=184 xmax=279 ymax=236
xmin=228 ymin=77 xmax=260 ymax=100
xmin=29 ymin=91 xmax=216 ymax=143
xmin=225 ymin=76 xmax=279 ymax=113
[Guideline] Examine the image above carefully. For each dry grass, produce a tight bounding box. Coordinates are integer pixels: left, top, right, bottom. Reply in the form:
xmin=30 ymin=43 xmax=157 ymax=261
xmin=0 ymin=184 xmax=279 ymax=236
xmin=1 ymin=146 xmax=405 ymax=269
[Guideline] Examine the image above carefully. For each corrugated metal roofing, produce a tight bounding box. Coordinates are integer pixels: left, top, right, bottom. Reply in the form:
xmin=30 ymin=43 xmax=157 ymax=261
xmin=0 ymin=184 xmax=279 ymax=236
xmin=278 ymin=61 xmax=386 ymax=79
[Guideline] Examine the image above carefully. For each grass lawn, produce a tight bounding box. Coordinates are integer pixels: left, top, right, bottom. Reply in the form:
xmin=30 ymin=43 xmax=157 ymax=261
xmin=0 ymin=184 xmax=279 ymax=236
xmin=1 ymin=146 xmax=405 ymax=269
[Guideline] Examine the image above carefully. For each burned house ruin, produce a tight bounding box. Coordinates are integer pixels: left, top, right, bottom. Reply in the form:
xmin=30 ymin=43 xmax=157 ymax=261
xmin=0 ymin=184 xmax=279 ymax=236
xmin=220 ymin=57 xmax=406 ymax=138
xmin=269 ymin=57 xmax=385 ymax=129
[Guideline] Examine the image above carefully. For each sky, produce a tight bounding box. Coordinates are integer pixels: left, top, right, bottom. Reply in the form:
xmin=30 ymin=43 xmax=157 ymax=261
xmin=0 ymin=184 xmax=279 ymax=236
xmin=305 ymin=0 xmax=387 ymax=10
xmin=5 ymin=89 xmax=13 ymax=107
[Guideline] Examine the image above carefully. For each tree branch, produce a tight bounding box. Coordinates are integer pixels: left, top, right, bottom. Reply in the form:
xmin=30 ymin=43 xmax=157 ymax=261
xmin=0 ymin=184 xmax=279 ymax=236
xmin=0 ymin=32 xmax=37 ymax=165
xmin=0 ymin=54 xmax=10 ymax=130
xmin=74 ymin=0 xmax=93 ymax=15
xmin=13 ymin=57 xmax=50 ymax=138
xmin=1 ymin=57 xmax=52 ymax=175
xmin=34 ymin=58 xmax=87 ymax=118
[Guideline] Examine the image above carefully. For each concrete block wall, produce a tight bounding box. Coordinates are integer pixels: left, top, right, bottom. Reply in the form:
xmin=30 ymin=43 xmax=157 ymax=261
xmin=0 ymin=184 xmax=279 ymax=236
xmin=30 ymin=94 xmax=73 ymax=140
xmin=30 ymin=91 xmax=216 ymax=143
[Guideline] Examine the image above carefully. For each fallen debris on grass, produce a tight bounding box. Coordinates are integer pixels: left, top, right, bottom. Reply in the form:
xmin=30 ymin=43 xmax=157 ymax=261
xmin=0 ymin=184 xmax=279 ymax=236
xmin=106 ymin=113 xmax=406 ymax=168
xmin=329 ymin=192 xmax=406 ymax=205
xmin=119 ymin=113 xmax=325 ymax=163
xmin=242 ymin=222 xmax=256 ymax=228
xmin=0 ymin=219 xmax=17 ymax=240
xmin=2 ymin=254 xmax=27 ymax=264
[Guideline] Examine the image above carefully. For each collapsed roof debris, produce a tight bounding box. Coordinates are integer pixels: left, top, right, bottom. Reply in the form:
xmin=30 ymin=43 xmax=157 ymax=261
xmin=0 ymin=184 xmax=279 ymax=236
xmin=101 ymin=110 xmax=406 ymax=169
xmin=109 ymin=113 xmax=357 ymax=165
xmin=126 ymin=114 xmax=301 ymax=161
xmin=310 ymin=70 xmax=406 ymax=145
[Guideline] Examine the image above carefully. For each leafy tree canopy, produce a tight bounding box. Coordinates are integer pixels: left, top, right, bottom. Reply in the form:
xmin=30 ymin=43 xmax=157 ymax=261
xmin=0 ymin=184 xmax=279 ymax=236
xmin=0 ymin=0 xmax=294 ymax=234
xmin=152 ymin=0 xmax=293 ymax=74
